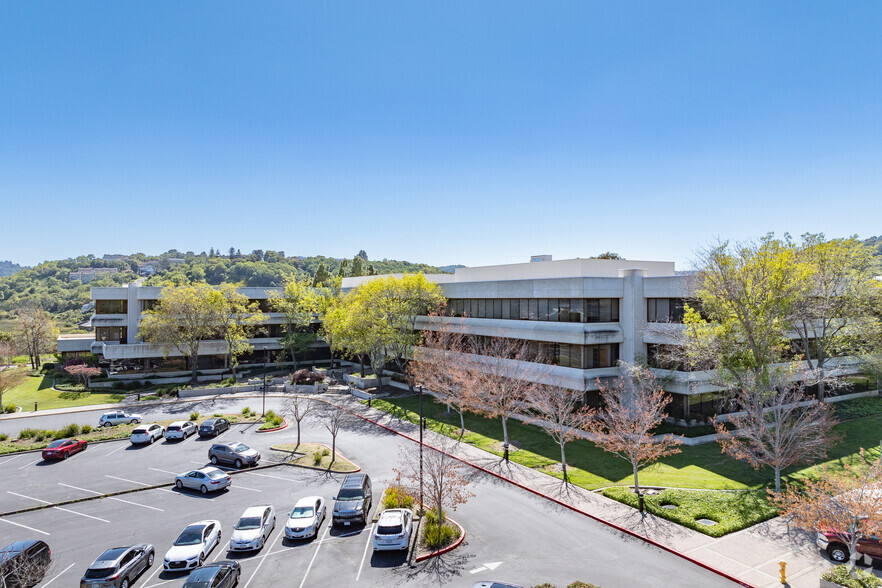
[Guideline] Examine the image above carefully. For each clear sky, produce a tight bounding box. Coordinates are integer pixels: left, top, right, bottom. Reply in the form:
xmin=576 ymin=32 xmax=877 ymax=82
xmin=2 ymin=2 xmax=880 ymax=270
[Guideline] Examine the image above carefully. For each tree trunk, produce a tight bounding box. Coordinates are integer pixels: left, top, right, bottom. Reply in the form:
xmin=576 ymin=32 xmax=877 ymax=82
xmin=458 ymin=408 xmax=465 ymax=438
xmin=560 ymin=441 xmax=568 ymax=482
xmin=288 ymin=341 xmax=299 ymax=371
xmin=190 ymin=354 xmax=199 ymax=385
xmin=230 ymin=360 xmax=238 ymax=383
xmin=329 ymin=349 xmax=335 ymax=369
xmin=331 ymin=434 xmax=336 ymax=463
xmin=633 ymin=462 xmax=640 ymax=495
xmin=295 ymin=419 xmax=301 ymax=448
xmin=359 ymin=357 xmax=365 ymax=378
xmin=817 ymin=362 xmax=826 ymax=402
xmin=774 ymin=466 xmax=781 ymax=494
xmin=501 ymin=416 xmax=510 ymax=461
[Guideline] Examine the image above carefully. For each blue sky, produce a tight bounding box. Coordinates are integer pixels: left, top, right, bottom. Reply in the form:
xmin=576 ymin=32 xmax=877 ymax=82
xmin=2 ymin=2 xmax=881 ymax=269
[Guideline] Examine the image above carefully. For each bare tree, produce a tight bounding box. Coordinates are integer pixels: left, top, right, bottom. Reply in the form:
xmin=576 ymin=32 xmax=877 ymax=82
xmin=460 ymin=335 xmax=536 ymax=462
xmin=394 ymin=439 xmax=473 ymax=524
xmin=527 ymin=380 xmax=589 ymax=483
xmin=0 ymin=366 xmax=26 ymax=411
xmin=0 ymin=544 xmax=51 ymax=587
xmin=584 ymin=363 xmax=682 ymax=500
xmin=409 ymin=318 xmax=473 ymax=437
xmin=0 ymin=336 xmax=15 ymax=367
xmin=771 ymin=449 xmax=882 ymax=576
xmin=284 ymin=395 xmax=315 ymax=449
xmin=715 ymin=372 xmax=838 ymax=494
xmin=320 ymin=403 xmax=353 ymax=463
xmin=16 ymin=304 xmax=57 ymax=370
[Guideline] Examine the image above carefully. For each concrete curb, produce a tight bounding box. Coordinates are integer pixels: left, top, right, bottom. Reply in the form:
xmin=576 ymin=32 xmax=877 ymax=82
xmin=256 ymin=418 xmax=289 ymax=433
xmin=413 ymin=516 xmax=465 ymax=562
xmin=347 ymin=408 xmax=756 ymax=588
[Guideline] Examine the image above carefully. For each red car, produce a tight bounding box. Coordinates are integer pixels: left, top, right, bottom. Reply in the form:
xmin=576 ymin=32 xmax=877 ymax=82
xmin=41 ymin=438 xmax=88 ymax=460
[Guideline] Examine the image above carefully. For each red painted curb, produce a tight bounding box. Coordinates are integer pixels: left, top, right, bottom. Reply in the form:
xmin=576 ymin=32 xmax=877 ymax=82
xmin=351 ymin=410 xmax=755 ymax=588
xmin=414 ymin=516 xmax=465 ymax=562
xmin=256 ymin=418 xmax=288 ymax=433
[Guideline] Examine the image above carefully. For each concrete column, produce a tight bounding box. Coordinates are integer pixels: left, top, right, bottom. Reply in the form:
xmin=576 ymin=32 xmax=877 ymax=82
xmin=618 ymin=269 xmax=648 ymax=365
xmin=128 ymin=283 xmax=141 ymax=343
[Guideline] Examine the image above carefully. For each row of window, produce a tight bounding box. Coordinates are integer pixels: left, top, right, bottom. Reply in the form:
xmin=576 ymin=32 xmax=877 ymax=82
xmin=96 ymin=300 xmax=127 ymax=314
xmin=445 ymin=298 xmax=620 ymax=323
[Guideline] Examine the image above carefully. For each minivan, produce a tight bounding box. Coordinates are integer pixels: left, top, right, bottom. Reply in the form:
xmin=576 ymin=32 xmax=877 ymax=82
xmin=332 ymin=474 xmax=372 ymax=526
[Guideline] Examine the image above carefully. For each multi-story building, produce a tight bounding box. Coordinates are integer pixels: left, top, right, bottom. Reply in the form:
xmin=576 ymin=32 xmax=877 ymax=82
xmin=342 ymin=256 xmax=866 ymax=420
xmin=56 ymin=284 xmax=325 ymax=372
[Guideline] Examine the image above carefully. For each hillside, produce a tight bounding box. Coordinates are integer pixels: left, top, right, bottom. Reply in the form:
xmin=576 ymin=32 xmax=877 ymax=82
xmin=0 ymin=260 xmax=24 ymax=278
xmin=863 ymin=235 xmax=882 ymax=256
xmin=0 ymin=250 xmax=450 ymax=332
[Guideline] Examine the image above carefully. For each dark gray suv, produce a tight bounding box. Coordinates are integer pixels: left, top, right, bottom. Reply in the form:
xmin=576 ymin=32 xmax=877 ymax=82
xmin=332 ymin=474 xmax=372 ymax=527
xmin=80 ymin=544 xmax=154 ymax=588
xmin=208 ymin=442 xmax=260 ymax=468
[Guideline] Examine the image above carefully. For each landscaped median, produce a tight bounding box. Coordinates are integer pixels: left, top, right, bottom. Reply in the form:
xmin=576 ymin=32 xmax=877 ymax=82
xmin=270 ymin=442 xmax=359 ymax=472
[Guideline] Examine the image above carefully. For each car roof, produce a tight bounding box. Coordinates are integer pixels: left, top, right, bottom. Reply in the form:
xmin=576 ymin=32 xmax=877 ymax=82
xmin=294 ymin=495 xmax=323 ymax=507
xmin=0 ymin=541 xmax=47 ymax=563
xmin=183 ymin=519 xmax=219 ymax=531
xmin=377 ymin=509 xmax=407 ymax=524
xmin=169 ymin=421 xmax=189 ymax=426
xmin=240 ymin=505 xmax=271 ymax=518
xmin=91 ymin=546 xmax=130 ymax=567
xmin=341 ymin=474 xmax=366 ymax=488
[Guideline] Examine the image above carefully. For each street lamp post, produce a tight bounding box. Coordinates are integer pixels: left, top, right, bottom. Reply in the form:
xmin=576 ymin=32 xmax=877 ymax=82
xmin=419 ymin=384 xmax=424 ymax=516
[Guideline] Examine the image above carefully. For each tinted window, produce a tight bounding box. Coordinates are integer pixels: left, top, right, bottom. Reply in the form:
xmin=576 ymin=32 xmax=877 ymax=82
xmin=377 ymin=524 xmax=403 ymax=535
xmin=46 ymin=440 xmax=66 ymax=449
xmin=175 ymin=527 xmax=206 ymax=545
xmin=337 ymin=488 xmax=363 ymax=500
xmin=84 ymin=568 xmax=116 ymax=579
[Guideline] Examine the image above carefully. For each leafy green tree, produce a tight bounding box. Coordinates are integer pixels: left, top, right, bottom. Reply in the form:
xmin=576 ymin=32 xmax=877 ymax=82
xmin=356 ymin=250 xmax=368 ymax=260
xmin=337 ymin=259 xmax=349 ymax=277
xmin=139 ymin=284 xmax=225 ymax=384
xmin=218 ymin=285 xmax=266 ymax=381
xmin=350 ymin=256 xmax=366 ymax=277
xmin=269 ymin=275 xmax=318 ymax=370
xmin=313 ymin=262 xmax=331 ymax=287
xmin=16 ymin=303 xmax=58 ymax=369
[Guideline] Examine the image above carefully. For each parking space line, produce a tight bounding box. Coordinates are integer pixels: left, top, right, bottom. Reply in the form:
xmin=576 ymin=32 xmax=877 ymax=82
xmin=105 ymin=443 xmax=128 ymax=456
xmin=0 ymin=454 xmax=22 ymax=466
xmin=243 ymin=527 xmax=284 ymax=588
xmin=38 ymin=561 xmax=75 ymax=587
xmin=8 ymin=491 xmax=110 ymax=523
xmin=17 ymin=458 xmax=41 ymax=469
xmin=105 ymin=474 xmax=150 ymax=486
xmin=144 ymin=579 xmax=176 ymax=588
xmin=244 ymin=471 xmax=305 ymax=483
xmin=58 ymin=483 xmax=164 ymax=511
xmin=149 ymin=467 xmax=180 ymax=475
xmin=0 ymin=517 xmax=50 ymax=535
xmin=355 ymin=523 xmax=375 ymax=582
xmin=234 ymin=484 xmax=261 ymax=492
xmin=212 ymin=540 xmax=230 ymax=562
xmin=298 ymin=521 xmax=331 ymax=588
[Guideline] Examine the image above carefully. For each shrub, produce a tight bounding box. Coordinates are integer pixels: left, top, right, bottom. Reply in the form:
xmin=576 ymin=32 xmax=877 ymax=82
xmin=212 ymin=412 xmax=223 ymax=418
xmin=0 ymin=434 xmax=8 ymax=442
xmin=18 ymin=428 xmax=39 ymax=439
xmin=821 ymin=565 xmax=882 ymax=587
xmin=81 ymin=425 xmax=92 ymax=434
xmin=322 ymin=448 xmax=329 ymax=456
xmin=532 ymin=584 xmax=557 ymax=588
xmin=190 ymin=412 xmax=200 ymax=421
xmin=242 ymin=407 xmax=253 ymax=416
xmin=567 ymin=583 xmax=601 ymax=588
xmin=4 ymin=404 xmax=16 ymax=414
xmin=423 ymin=519 xmax=458 ymax=549
xmin=312 ymin=450 xmax=323 ymax=465
xmin=383 ymin=486 xmax=415 ymax=510
xmin=58 ymin=423 xmax=80 ymax=438
xmin=291 ymin=369 xmax=323 ymax=385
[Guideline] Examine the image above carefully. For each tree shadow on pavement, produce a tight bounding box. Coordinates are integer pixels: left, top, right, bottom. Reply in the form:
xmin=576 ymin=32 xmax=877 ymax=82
xmin=401 ymin=547 xmax=475 ymax=586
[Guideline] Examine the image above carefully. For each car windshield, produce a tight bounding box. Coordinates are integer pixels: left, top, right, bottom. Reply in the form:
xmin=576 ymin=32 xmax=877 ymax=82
xmin=337 ymin=488 xmax=363 ymax=500
xmin=46 ymin=440 xmax=67 ymax=449
xmin=206 ymin=469 xmax=227 ymax=480
xmin=236 ymin=517 xmax=261 ymax=530
xmin=175 ymin=527 xmax=205 ymax=546
xmin=230 ymin=443 xmax=249 ymax=453
xmin=290 ymin=506 xmax=314 ymax=519
xmin=377 ymin=524 xmax=403 ymax=535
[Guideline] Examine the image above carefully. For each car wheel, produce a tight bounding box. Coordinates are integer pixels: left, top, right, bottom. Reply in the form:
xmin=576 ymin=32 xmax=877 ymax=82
xmin=147 ymin=551 xmax=154 ymax=566
xmin=103 ymin=422 xmax=112 ymax=427
xmin=176 ymin=480 xmax=183 ymax=489
xmin=131 ymin=419 xmax=138 ymax=424
xmin=63 ymin=451 xmax=69 ymax=459
xmin=120 ymin=578 xmax=129 ymax=588
xmin=82 ymin=442 xmax=88 ymax=449
xmin=210 ymin=456 xmax=218 ymax=465
xmin=234 ymin=459 xmax=243 ymax=469
xmin=199 ymin=554 xmax=205 ymax=566
xmin=200 ymin=485 xmax=208 ymax=494
xmin=828 ymin=544 xmax=850 ymax=563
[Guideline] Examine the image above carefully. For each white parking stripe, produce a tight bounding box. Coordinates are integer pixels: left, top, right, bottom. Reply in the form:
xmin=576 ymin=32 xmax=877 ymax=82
xmin=58 ymin=483 xmax=164 ymax=511
xmin=234 ymin=484 xmax=262 ymax=492
xmin=356 ymin=523 xmax=375 ymax=582
xmin=298 ymin=520 xmax=331 ymax=588
xmin=0 ymin=517 xmax=50 ymax=535
xmin=17 ymin=458 xmax=40 ymax=469
xmin=0 ymin=454 xmax=22 ymax=466
xmin=243 ymin=526 xmax=284 ymax=588
xmin=140 ymin=557 xmax=164 ymax=586
xmin=38 ymin=561 xmax=75 ymax=587
xmin=149 ymin=467 xmax=180 ymax=475
xmin=7 ymin=491 xmax=110 ymax=523
xmin=105 ymin=474 xmax=150 ymax=486
xmin=244 ymin=471 xmax=305 ymax=483
xmin=105 ymin=443 xmax=128 ymax=456
xmin=212 ymin=540 xmax=230 ymax=562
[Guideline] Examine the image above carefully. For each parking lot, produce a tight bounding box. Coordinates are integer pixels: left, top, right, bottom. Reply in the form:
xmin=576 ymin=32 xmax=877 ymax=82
xmin=0 ymin=403 xmax=739 ymax=587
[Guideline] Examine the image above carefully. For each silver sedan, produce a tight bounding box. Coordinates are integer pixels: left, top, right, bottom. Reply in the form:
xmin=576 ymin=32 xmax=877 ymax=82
xmin=174 ymin=467 xmax=232 ymax=494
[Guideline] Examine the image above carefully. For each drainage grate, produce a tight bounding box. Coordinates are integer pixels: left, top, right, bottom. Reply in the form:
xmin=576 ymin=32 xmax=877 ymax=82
xmin=696 ymin=518 xmax=717 ymax=526
xmin=661 ymin=504 xmax=676 ymax=510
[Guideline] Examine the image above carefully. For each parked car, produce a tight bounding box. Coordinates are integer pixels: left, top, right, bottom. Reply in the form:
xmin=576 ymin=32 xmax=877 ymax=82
xmin=817 ymin=528 xmax=882 ymax=564
xmin=129 ymin=424 xmax=164 ymax=445
xmin=163 ymin=520 xmax=221 ymax=572
xmin=230 ymin=505 xmax=276 ymax=552
xmin=98 ymin=412 xmax=142 ymax=427
xmin=164 ymin=421 xmax=197 ymax=441
xmin=41 ymin=438 xmax=87 ymax=460
xmin=181 ymin=560 xmax=240 ymax=588
xmin=80 ymin=544 xmax=154 ymax=588
xmin=372 ymin=508 xmax=413 ymax=551
xmin=175 ymin=467 xmax=232 ymax=494
xmin=208 ymin=442 xmax=260 ymax=469
xmin=0 ymin=540 xmax=50 ymax=588
xmin=284 ymin=496 xmax=326 ymax=540
xmin=198 ymin=418 xmax=230 ymax=438
xmin=332 ymin=473 xmax=372 ymax=527
xmin=471 ymin=583 xmax=525 ymax=588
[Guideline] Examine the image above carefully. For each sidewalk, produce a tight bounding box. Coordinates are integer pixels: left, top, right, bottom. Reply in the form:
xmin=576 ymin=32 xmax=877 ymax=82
xmin=340 ymin=395 xmax=837 ymax=588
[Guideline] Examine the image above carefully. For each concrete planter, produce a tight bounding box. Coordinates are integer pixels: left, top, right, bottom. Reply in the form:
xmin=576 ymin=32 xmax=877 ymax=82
xmin=283 ymin=382 xmax=329 ymax=393
xmin=344 ymin=374 xmax=391 ymax=389
xmin=349 ymin=387 xmax=389 ymax=400
xmin=177 ymin=384 xmax=261 ymax=398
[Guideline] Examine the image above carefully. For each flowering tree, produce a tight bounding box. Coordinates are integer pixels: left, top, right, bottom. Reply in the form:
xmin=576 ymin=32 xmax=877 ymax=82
xmin=64 ymin=364 xmax=103 ymax=388
xmin=394 ymin=439 xmax=473 ymax=524
xmin=527 ymin=380 xmax=589 ymax=483
xmin=771 ymin=450 xmax=882 ymax=576
xmin=715 ymin=373 xmax=838 ymax=494
xmin=584 ymin=364 xmax=682 ymax=497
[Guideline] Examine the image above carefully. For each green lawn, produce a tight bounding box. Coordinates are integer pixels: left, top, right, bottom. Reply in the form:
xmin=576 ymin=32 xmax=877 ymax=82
xmin=4 ymin=373 xmax=126 ymax=411
xmin=369 ymin=396 xmax=882 ymax=491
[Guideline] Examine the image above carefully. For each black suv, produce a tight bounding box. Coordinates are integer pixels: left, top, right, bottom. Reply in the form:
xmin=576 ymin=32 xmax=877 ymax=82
xmin=0 ymin=540 xmax=50 ymax=588
xmin=332 ymin=474 xmax=372 ymax=527
xmin=198 ymin=418 xmax=230 ymax=438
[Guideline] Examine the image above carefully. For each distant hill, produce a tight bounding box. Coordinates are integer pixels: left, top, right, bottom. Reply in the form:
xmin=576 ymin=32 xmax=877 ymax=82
xmin=0 ymin=249 xmax=449 ymax=331
xmin=0 ymin=260 xmax=24 ymax=278
xmin=863 ymin=235 xmax=882 ymax=257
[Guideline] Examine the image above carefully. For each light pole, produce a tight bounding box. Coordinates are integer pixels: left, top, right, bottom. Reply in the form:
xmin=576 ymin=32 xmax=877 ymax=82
xmin=418 ymin=384 xmax=424 ymax=516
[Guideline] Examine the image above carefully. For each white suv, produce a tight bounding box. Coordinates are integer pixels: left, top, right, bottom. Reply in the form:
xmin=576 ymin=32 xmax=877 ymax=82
xmin=372 ymin=509 xmax=413 ymax=551
xmin=99 ymin=411 xmax=142 ymax=427
xmin=130 ymin=424 xmax=164 ymax=444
